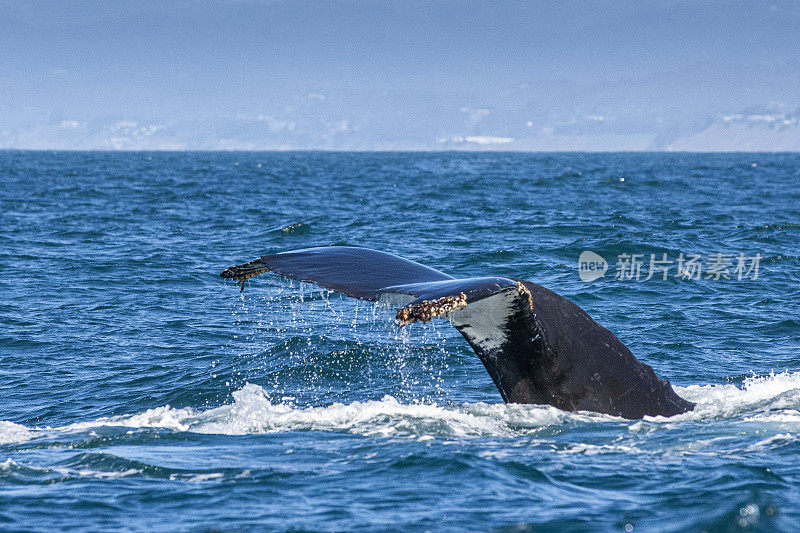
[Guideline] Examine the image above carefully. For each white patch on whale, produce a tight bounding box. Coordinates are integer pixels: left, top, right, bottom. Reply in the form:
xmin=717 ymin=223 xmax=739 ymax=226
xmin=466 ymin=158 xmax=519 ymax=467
xmin=449 ymin=287 xmax=520 ymax=354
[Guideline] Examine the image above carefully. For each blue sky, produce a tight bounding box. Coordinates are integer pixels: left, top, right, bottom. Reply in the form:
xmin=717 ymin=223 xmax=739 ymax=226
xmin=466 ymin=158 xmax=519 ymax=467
xmin=2 ymin=0 xmax=799 ymax=150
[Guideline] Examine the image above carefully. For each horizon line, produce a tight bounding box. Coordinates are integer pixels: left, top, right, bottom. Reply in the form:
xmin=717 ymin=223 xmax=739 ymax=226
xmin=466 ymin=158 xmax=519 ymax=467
xmin=2 ymin=148 xmax=799 ymax=154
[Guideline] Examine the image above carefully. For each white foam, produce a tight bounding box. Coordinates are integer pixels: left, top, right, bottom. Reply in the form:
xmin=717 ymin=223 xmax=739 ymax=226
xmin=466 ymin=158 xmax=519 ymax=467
xmin=43 ymin=384 xmax=596 ymax=439
xmin=169 ymin=472 xmax=224 ymax=483
xmin=561 ymin=443 xmax=640 ymax=455
xmin=0 ymin=421 xmax=32 ymax=444
xmin=6 ymin=372 xmax=800 ymax=443
xmin=64 ymin=405 xmax=199 ymax=433
xmin=180 ymin=385 xmax=557 ymax=438
xmin=74 ymin=468 xmax=142 ymax=479
xmin=746 ymin=433 xmax=797 ymax=451
xmin=671 ymin=371 xmax=800 ymax=421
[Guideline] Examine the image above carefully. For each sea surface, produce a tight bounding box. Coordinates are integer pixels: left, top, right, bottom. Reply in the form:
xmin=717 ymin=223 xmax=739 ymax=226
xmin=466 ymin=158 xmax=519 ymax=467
xmin=1 ymin=151 xmax=799 ymax=532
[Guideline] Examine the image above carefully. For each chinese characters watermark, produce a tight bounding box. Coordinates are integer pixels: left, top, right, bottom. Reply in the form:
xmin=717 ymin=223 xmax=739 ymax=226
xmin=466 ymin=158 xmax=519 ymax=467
xmin=578 ymin=251 xmax=761 ymax=282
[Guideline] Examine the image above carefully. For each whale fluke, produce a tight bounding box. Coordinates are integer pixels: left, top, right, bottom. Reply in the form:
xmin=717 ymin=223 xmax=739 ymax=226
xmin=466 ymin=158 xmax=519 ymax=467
xmin=222 ymin=246 xmax=695 ymax=419
xmin=220 ymin=246 xmax=452 ymax=295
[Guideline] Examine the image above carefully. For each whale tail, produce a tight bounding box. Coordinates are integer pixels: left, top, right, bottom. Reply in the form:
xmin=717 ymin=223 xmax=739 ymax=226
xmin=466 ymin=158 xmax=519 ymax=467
xmin=221 ymin=246 xmax=453 ymax=295
xmin=221 ymin=246 xmax=695 ymax=418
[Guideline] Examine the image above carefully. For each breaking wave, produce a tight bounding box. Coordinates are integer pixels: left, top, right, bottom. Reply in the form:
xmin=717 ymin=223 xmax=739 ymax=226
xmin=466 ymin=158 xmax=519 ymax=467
xmin=676 ymin=371 xmax=800 ymax=419
xmin=4 ymin=372 xmax=800 ymax=445
xmin=0 ymin=421 xmax=32 ymax=445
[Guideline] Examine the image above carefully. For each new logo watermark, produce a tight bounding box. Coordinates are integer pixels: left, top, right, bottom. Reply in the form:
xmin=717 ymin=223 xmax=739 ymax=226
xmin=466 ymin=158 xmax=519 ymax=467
xmin=578 ymin=251 xmax=608 ymax=282
xmin=578 ymin=251 xmax=761 ymax=282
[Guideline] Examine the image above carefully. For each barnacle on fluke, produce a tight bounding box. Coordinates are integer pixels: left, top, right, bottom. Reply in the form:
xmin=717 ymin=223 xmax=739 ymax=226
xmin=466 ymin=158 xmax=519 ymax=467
xmin=516 ymin=281 xmax=534 ymax=310
xmin=395 ymin=292 xmax=468 ymax=326
xmin=220 ymin=258 xmax=272 ymax=292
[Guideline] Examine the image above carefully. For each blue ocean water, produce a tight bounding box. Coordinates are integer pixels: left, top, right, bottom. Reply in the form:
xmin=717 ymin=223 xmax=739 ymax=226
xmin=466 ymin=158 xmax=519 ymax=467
xmin=1 ymin=151 xmax=799 ymax=532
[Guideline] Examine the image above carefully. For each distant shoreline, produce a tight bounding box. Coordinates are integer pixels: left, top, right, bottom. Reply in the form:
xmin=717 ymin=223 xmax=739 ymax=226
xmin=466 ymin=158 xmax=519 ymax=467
xmin=2 ymin=149 xmax=799 ymax=154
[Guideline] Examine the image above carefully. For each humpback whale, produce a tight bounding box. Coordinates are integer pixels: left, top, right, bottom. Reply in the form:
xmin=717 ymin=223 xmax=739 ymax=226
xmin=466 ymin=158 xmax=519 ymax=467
xmin=221 ymin=246 xmax=694 ymax=419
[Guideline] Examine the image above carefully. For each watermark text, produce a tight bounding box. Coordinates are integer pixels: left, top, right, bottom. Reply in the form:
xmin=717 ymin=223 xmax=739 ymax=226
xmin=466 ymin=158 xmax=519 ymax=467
xmin=578 ymin=251 xmax=761 ymax=282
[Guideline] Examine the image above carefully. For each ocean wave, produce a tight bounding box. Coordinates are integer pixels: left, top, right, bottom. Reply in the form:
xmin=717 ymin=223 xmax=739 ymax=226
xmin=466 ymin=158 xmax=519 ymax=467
xmin=0 ymin=452 xmax=243 ymax=484
xmin=0 ymin=421 xmax=32 ymax=444
xmin=57 ymin=385 xmax=597 ymax=439
xmin=6 ymin=372 xmax=800 ymax=443
xmin=673 ymin=371 xmax=800 ymax=421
